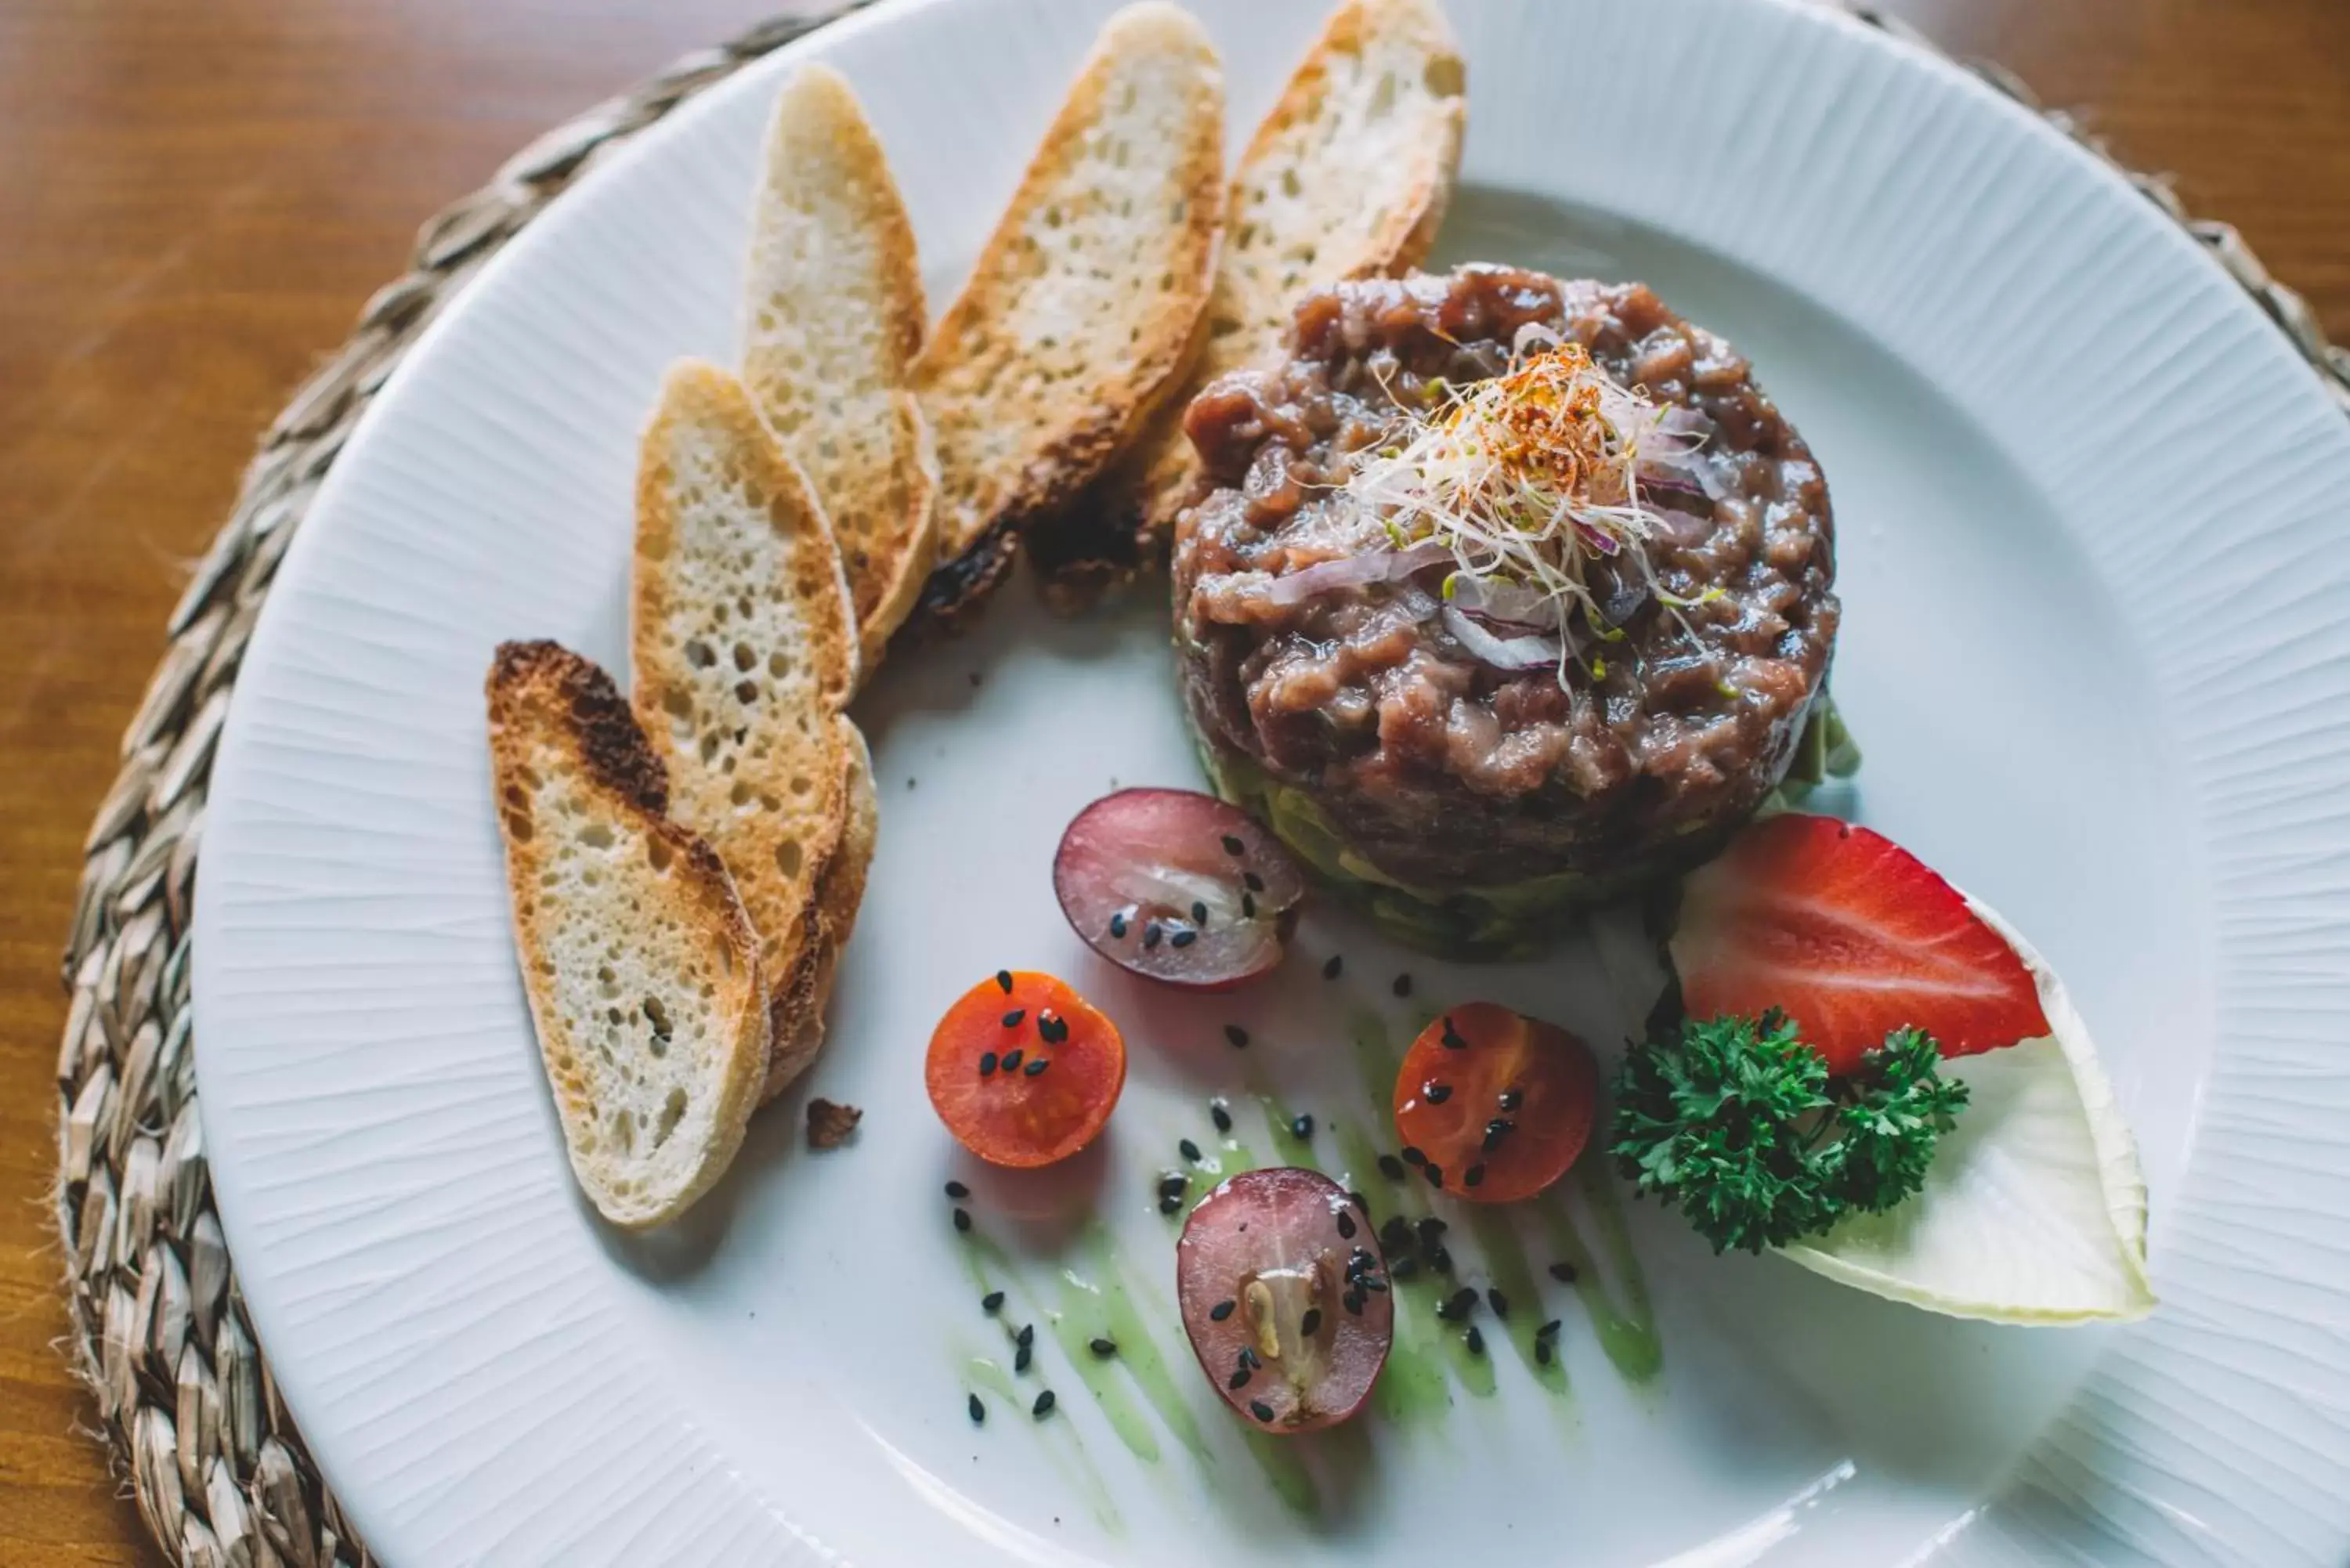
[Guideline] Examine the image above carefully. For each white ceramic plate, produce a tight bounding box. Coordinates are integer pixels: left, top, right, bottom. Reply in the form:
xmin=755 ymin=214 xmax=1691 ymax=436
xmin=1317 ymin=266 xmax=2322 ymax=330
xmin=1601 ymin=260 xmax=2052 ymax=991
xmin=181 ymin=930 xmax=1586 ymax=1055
xmin=192 ymin=1 xmax=2350 ymax=1563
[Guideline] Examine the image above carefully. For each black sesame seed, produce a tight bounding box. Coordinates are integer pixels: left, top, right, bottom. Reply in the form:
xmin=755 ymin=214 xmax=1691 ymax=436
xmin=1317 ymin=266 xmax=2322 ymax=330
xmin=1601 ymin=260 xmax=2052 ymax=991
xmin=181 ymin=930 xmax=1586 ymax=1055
xmin=1381 ymin=1216 xmax=1414 ymax=1250
xmin=1464 ymin=1164 xmax=1487 ymax=1189
xmin=996 ymin=970 xmax=1014 ymax=994
xmin=1016 ymin=1324 xmax=1035 ymax=1349
xmin=1441 ymin=1019 xmax=1467 ymax=1050
xmin=1108 ymin=911 xmax=1129 ymax=939
xmin=978 ymin=1051 xmax=998 ymax=1077
xmin=1090 ymin=1338 xmax=1117 ymax=1358
xmin=1209 ymin=1299 xmax=1235 ymax=1322
xmin=1425 ymin=1082 xmax=1452 ymax=1104
xmin=1001 ymin=1010 xmax=1025 ymax=1028
xmin=1238 ymin=1346 xmax=1260 ymax=1371
xmin=1241 ymin=892 xmax=1257 ymax=919
xmin=1159 ymin=1194 xmax=1183 ymax=1214
xmin=1343 ymin=1290 xmax=1365 ymax=1315
xmin=1335 ymin=1209 xmax=1354 ymax=1239
xmin=1224 ymin=1024 xmax=1249 ymax=1049
xmin=945 ymin=1180 xmax=970 ymax=1199
xmin=953 ymin=1207 xmax=972 ymax=1233
xmin=1548 ymin=1261 xmax=1581 ymax=1284
xmin=1144 ymin=922 xmax=1163 ymax=949
xmin=1448 ymin=1287 xmax=1479 ymax=1317
xmin=1349 ymin=1188 xmax=1371 ymax=1212
xmin=1377 ymin=1153 xmax=1407 ymax=1180
xmin=1014 ymin=1344 xmax=1032 ymax=1374
xmin=1535 ymin=1339 xmax=1554 ymax=1367
xmin=1464 ymin=1324 xmax=1486 ymax=1356
xmin=982 ymin=1291 xmax=1005 ymax=1313
xmin=1429 ymin=1246 xmax=1454 ymax=1275
xmin=969 ymin=1393 xmax=986 ymax=1424
xmin=1191 ymin=901 xmax=1208 ymax=924
xmin=1487 ymin=1288 xmax=1510 ymax=1319
xmin=1159 ymin=1172 xmax=1189 ymax=1200
xmin=1400 ymin=1145 xmax=1427 ymax=1166
xmin=1227 ymin=1365 xmax=1253 ymax=1389
xmin=1244 ymin=870 xmax=1265 ymax=893
xmin=1359 ymin=1274 xmax=1389 ymax=1293
xmin=1536 ymin=1318 xmax=1562 ymax=1341
xmin=1001 ymin=1048 xmax=1023 ymax=1072
xmin=1222 ymin=835 xmax=1246 ymax=856
xmin=1322 ymin=954 xmax=1343 ymax=980
xmin=1423 ymin=1164 xmax=1445 ymax=1190
xmin=1180 ymin=1138 xmax=1203 ymax=1163
xmin=1390 ymin=1255 xmax=1419 ymax=1281
xmin=1249 ymin=1400 xmax=1275 ymax=1423
xmin=1291 ymin=1115 xmax=1314 ymax=1140
xmin=1039 ymin=1013 xmax=1068 ymax=1044
xmin=1025 ymin=1057 xmax=1049 ymax=1077
xmin=1417 ymin=1216 xmax=1448 ymax=1246
xmin=1032 ymin=1390 xmax=1056 ymax=1418
xmin=1499 ymin=1087 xmax=1524 ymax=1111
xmin=1210 ymin=1100 xmax=1233 ymax=1133
xmin=1393 ymin=973 xmax=1414 ymax=998
xmin=1170 ymin=929 xmax=1198 ymax=948
xmin=1300 ymin=1308 xmax=1323 ymax=1336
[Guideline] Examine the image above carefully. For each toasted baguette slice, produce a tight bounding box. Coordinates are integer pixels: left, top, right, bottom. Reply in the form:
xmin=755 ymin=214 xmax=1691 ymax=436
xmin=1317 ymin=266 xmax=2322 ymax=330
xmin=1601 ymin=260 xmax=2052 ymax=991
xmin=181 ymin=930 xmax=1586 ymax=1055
xmin=913 ymin=1 xmax=1225 ymax=627
xmin=743 ymin=66 xmax=941 ymax=667
xmin=1031 ymin=0 xmax=1466 ymax=603
xmin=761 ymin=716 xmax=877 ymax=1102
xmin=631 ymin=361 xmax=859 ymax=1030
xmin=486 ymin=640 xmax=768 ymax=1229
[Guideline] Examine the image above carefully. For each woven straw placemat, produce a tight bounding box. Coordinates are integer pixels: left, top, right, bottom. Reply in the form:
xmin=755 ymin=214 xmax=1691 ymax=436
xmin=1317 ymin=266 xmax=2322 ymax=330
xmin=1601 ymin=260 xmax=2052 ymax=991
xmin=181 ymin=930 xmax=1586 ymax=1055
xmin=49 ymin=5 xmax=2350 ymax=1564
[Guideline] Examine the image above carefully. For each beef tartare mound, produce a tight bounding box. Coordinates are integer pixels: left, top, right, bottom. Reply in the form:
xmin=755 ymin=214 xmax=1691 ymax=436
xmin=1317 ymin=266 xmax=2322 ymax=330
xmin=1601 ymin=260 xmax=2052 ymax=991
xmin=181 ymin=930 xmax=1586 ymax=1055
xmin=1172 ymin=265 xmax=1846 ymax=958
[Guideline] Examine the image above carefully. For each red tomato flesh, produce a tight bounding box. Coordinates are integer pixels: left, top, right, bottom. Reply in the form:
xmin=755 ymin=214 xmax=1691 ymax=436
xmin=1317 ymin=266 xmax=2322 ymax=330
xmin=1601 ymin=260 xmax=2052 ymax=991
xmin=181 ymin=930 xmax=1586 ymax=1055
xmin=1392 ymin=1003 xmax=1598 ymax=1205
xmin=925 ymin=971 xmax=1126 ymax=1169
xmin=1176 ymin=1169 xmax=1392 ymax=1433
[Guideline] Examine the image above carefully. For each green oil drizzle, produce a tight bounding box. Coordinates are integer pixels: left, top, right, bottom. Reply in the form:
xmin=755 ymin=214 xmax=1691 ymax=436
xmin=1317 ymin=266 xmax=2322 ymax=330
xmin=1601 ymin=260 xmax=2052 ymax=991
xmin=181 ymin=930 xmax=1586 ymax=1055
xmin=1466 ymin=1208 xmax=1571 ymax=1398
xmin=1072 ymin=1223 xmax=1213 ymax=1465
xmin=964 ymin=1353 xmax=1123 ymax=1533
xmin=1249 ymin=1089 xmax=1324 ymax=1172
xmin=1542 ymin=1161 xmax=1663 ymax=1382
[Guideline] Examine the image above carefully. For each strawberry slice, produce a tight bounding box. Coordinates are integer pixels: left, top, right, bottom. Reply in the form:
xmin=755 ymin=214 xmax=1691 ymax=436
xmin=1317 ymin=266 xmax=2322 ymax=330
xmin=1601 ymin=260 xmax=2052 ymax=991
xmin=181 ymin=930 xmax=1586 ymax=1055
xmin=1669 ymin=813 xmax=2050 ymax=1075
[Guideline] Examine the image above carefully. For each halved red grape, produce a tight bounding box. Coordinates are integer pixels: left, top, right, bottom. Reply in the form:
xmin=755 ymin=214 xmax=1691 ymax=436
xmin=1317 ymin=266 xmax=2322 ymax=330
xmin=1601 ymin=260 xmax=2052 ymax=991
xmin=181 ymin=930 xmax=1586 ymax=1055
xmin=1054 ymin=789 xmax=1304 ymax=989
xmin=1176 ymin=1168 xmax=1391 ymax=1433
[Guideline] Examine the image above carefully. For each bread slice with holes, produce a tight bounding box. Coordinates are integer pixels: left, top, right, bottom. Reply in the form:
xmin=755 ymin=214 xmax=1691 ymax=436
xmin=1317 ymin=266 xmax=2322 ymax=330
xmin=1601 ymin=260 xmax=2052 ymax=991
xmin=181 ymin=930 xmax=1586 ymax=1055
xmin=631 ymin=360 xmax=859 ymax=1044
xmin=486 ymin=639 xmax=768 ymax=1229
xmin=762 ymin=714 xmax=877 ymax=1101
xmin=743 ymin=64 xmax=941 ymax=668
xmin=1030 ymin=0 xmax=1466 ymax=603
xmin=912 ymin=0 xmax=1224 ymax=627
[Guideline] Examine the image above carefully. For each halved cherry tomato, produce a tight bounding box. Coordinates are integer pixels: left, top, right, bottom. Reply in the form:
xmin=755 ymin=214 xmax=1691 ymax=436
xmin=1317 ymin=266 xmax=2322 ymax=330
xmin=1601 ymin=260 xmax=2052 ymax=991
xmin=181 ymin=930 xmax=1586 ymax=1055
xmin=926 ymin=971 xmax=1126 ymax=1168
xmin=1392 ymin=1003 xmax=1598 ymax=1204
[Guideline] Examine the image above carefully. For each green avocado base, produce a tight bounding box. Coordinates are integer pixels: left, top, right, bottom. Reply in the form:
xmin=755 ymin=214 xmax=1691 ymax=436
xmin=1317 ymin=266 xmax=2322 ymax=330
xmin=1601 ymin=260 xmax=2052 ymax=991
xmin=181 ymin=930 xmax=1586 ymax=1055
xmin=1193 ymin=696 xmax=1858 ymax=963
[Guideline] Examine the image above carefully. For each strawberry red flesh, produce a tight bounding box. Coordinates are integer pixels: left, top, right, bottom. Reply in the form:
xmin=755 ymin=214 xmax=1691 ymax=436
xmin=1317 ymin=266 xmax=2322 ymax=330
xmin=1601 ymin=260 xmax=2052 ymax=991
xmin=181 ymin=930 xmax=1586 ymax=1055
xmin=1669 ymin=813 xmax=2050 ymax=1076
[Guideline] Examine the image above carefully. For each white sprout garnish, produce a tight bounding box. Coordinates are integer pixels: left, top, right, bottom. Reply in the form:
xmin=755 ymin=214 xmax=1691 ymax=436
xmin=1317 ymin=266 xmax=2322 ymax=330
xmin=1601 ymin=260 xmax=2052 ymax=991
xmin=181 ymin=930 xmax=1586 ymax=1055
xmin=1342 ymin=323 xmax=1723 ymax=685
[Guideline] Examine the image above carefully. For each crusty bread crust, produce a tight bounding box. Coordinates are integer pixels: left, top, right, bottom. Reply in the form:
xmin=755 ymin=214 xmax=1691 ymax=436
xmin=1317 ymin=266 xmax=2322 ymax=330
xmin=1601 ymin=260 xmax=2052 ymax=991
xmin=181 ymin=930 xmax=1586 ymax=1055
xmin=913 ymin=1 xmax=1225 ymax=629
xmin=743 ymin=66 xmax=941 ymax=667
xmin=761 ymin=715 xmax=877 ymax=1101
xmin=631 ymin=361 xmax=859 ymax=1030
xmin=486 ymin=640 xmax=768 ymax=1229
xmin=1032 ymin=0 xmax=1466 ymax=604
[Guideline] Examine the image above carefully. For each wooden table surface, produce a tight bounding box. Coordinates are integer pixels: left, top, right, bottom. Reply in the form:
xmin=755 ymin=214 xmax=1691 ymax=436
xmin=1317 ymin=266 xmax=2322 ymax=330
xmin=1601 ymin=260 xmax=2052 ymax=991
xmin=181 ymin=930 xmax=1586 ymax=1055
xmin=2 ymin=0 xmax=2343 ymax=1560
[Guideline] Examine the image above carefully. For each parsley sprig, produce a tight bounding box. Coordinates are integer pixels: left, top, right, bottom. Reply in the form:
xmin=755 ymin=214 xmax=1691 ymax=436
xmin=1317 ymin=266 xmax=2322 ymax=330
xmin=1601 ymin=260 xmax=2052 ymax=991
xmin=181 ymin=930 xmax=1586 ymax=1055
xmin=1610 ymin=1011 xmax=1969 ymax=1255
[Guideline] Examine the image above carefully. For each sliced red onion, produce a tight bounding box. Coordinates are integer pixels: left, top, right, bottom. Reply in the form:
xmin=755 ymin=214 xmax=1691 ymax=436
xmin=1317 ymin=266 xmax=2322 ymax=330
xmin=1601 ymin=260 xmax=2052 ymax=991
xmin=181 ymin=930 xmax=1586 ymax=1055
xmin=1265 ymin=541 xmax=1451 ymax=606
xmin=1640 ymin=446 xmax=1730 ymax=503
xmin=1449 ymin=576 xmax=1563 ymax=632
xmin=1441 ymin=605 xmax=1564 ymax=671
